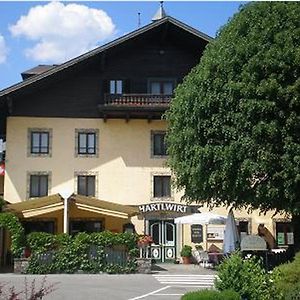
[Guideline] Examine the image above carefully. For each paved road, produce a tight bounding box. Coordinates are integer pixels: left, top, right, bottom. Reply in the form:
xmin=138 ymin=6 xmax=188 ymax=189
xmin=0 ymin=265 xmax=216 ymax=300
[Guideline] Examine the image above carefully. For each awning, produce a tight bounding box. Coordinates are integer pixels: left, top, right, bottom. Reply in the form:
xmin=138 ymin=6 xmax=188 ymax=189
xmin=5 ymin=193 xmax=139 ymax=219
xmin=5 ymin=194 xmax=64 ymax=218
xmin=70 ymin=194 xmax=139 ymax=219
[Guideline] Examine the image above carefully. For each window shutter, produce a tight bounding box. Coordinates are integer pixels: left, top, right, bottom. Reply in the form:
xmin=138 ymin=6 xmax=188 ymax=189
xmin=124 ymin=79 xmax=131 ymax=94
xmin=103 ymin=79 xmax=109 ymax=94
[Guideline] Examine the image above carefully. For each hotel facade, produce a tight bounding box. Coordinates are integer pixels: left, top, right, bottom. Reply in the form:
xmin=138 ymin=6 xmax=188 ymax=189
xmin=0 ymin=14 xmax=293 ymax=263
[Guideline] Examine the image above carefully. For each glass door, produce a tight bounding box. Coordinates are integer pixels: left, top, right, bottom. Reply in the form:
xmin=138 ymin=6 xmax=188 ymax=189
xmin=163 ymin=221 xmax=176 ymax=261
xmin=149 ymin=220 xmax=176 ymax=262
xmin=150 ymin=221 xmax=162 ymax=261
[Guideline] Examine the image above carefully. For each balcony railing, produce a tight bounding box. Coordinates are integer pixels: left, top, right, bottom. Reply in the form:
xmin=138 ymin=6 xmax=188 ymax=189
xmin=104 ymin=94 xmax=172 ymax=107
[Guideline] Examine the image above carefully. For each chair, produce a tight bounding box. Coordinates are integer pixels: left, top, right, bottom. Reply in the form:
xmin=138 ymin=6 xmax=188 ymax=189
xmin=193 ymin=250 xmax=209 ymax=267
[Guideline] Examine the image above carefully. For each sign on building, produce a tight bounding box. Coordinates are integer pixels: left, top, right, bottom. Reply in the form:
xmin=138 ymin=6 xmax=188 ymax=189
xmin=191 ymin=224 xmax=203 ymax=243
xmin=207 ymin=225 xmax=225 ymax=240
xmin=139 ymin=202 xmax=188 ymax=214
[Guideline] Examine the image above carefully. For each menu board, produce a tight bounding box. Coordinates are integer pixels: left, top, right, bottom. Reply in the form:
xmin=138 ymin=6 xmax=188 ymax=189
xmin=207 ymin=225 xmax=225 ymax=240
xmin=191 ymin=224 xmax=203 ymax=243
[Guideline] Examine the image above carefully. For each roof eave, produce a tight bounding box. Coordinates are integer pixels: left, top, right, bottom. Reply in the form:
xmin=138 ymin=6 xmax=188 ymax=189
xmin=0 ymin=16 xmax=213 ymax=99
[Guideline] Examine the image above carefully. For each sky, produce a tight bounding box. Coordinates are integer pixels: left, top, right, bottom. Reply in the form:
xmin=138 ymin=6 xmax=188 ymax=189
xmin=0 ymin=1 xmax=244 ymax=90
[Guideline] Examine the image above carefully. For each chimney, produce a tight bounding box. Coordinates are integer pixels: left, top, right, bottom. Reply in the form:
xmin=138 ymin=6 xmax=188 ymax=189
xmin=152 ymin=1 xmax=167 ymax=22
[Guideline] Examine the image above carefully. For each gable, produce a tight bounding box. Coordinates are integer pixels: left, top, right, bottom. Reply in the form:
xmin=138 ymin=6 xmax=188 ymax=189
xmin=0 ymin=17 xmax=211 ymax=100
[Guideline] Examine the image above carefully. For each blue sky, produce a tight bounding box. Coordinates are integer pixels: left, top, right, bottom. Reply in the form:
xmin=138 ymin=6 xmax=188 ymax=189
xmin=0 ymin=1 xmax=244 ymax=90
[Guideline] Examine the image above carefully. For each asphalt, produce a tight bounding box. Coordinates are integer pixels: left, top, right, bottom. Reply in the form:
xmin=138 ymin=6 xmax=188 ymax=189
xmin=0 ymin=264 xmax=217 ymax=300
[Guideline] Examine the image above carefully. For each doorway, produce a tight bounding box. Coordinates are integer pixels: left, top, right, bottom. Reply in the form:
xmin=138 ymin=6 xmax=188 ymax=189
xmin=149 ymin=219 xmax=176 ymax=262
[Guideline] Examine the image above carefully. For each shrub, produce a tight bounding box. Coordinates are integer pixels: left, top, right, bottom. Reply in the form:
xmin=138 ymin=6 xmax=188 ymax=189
xmin=180 ymin=245 xmax=192 ymax=257
xmin=215 ymin=252 xmax=279 ymax=300
xmin=0 ymin=276 xmax=57 ymax=299
xmin=285 ymin=284 xmax=300 ymax=300
xmin=0 ymin=212 xmax=25 ymax=257
xmin=27 ymin=232 xmax=56 ymax=253
xmin=273 ymin=252 xmax=300 ymax=299
xmin=26 ymin=231 xmax=139 ymax=274
xmin=181 ymin=289 xmax=241 ymax=300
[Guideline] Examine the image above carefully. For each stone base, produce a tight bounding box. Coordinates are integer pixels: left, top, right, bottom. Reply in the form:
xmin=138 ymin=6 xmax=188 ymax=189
xmin=136 ymin=258 xmax=152 ymax=274
xmin=14 ymin=258 xmax=29 ymax=274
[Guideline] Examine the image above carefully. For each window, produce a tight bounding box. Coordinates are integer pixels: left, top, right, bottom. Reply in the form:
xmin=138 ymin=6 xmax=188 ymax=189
xmin=276 ymin=222 xmax=294 ymax=246
xmin=31 ymin=132 xmax=49 ymax=154
xmin=69 ymin=220 xmax=103 ymax=235
xmin=77 ymin=175 xmax=96 ymax=196
xmin=29 ymin=175 xmax=48 ymax=197
xmin=75 ymin=129 xmax=98 ymax=157
xmin=110 ymin=80 xmax=123 ymax=94
xmin=152 ymin=131 xmax=167 ymax=157
xmin=78 ymin=132 xmax=96 ymax=155
xmin=23 ymin=221 xmax=55 ymax=234
xmin=237 ymin=221 xmax=249 ymax=240
xmin=149 ymin=80 xmax=174 ymax=95
xmin=154 ymin=176 xmax=171 ymax=198
xmin=0 ymin=138 xmax=5 ymax=162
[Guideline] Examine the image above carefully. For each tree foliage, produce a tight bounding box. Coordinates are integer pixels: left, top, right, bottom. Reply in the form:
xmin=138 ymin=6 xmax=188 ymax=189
xmin=166 ymin=2 xmax=300 ymax=214
xmin=0 ymin=212 xmax=25 ymax=257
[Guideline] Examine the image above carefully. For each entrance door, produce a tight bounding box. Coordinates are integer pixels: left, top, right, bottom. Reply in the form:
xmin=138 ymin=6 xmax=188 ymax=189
xmin=149 ymin=220 xmax=176 ymax=262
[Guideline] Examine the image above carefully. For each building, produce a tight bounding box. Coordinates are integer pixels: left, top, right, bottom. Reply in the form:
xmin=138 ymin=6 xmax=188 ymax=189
xmin=0 ymin=11 xmax=293 ymax=263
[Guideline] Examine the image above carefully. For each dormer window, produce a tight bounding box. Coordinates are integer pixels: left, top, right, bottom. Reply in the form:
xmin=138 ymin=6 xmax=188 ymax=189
xmin=110 ymin=80 xmax=123 ymax=94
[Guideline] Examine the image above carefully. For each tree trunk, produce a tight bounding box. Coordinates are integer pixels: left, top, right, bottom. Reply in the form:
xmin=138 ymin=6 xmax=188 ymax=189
xmin=291 ymin=214 xmax=300 ymax=253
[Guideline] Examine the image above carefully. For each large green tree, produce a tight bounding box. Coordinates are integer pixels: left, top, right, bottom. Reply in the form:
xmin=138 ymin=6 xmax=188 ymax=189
xmin=166 ymin=2 xmax=300 ymax=247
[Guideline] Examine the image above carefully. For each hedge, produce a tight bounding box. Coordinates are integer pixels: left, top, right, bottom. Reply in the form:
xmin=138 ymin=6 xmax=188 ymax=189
xmin=26 ymin=231 xmax=139 ymax=274
xmin=0 ymin=212 xmax=25 ymax=257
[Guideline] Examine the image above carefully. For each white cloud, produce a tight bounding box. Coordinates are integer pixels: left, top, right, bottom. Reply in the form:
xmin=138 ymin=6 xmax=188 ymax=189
xmin=0 ymin=35 xmax=8 ymax=64
xmin=10 ymin=2 xmax=116 ymax=63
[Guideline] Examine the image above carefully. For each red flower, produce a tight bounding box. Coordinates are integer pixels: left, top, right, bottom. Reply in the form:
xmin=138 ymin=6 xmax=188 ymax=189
xmin=138 ymin=235 xmax=153 ymax=247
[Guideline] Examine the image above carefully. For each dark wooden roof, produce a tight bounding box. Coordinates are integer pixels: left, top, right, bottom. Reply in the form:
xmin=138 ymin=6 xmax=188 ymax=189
xmin=0 ymin=16 xmax=212 ymax=100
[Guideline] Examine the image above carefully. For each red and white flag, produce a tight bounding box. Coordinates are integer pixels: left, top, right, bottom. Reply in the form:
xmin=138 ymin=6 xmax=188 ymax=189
xmin=0 ymin=164 xmax=5 ymax=176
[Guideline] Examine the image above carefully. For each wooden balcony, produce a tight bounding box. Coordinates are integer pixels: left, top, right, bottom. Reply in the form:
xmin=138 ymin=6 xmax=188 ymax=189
xmin=104 ymin=94 xmax=172 ymax=107
xmin=98 ymin=94 xmax=172 ymax=121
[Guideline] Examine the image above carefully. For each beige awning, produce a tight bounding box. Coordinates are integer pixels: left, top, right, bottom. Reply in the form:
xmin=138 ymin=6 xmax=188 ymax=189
xmin=70 ymin=194 xmax=139 ymax=219
xmin=5 ymin=193 xmax=138 ymax=219
xmin=5 ymin=194 xmax=64 ymax=218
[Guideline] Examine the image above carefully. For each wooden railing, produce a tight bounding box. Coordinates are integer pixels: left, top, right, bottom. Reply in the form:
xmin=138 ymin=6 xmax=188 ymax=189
xmin=104 ymin=94 xmax=172 ymax=106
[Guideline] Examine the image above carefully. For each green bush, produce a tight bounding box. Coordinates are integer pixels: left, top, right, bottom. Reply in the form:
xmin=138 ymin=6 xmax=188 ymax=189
xmin=180 ymin=245 xmax=192 ymax=257
xmin=0 ymin=212 xmax=25 ymax=257
xmin=273 ymin=252 xmax=300 ymax=299
xmin=181 ymin=289 xmax=241 ymax=300
xmin=26 ymin=231 xmax=138 ymax=274
xmin=215 ymin=252 xmax=279 ymax=300
xmin=285 ymin=284 xmax=300 ymax=300
xmin=27 ymin=232 xmax=56 ymax=253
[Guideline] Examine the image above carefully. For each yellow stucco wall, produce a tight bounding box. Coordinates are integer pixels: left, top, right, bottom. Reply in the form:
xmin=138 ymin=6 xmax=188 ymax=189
xmin=4 ymin=116 xmax=286 ymax=249
xmin=5 ymin=117 xmax=169 ymax=204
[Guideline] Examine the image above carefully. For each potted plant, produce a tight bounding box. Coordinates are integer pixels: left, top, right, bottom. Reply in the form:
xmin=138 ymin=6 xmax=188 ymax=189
xmin=137 ymin=235 xmax=153 ymax=248
xmin=180 ymin=245 xmax=192 ymax=264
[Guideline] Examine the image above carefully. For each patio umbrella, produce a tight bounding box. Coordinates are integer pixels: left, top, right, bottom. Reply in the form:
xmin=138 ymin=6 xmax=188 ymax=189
xmin=175 ymin=212 xmax=227 ymax=251
xmin=223 ymin=209 xmax=240 ymax=254
xmin=174 ymin=212 xmax=227 ymax=225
